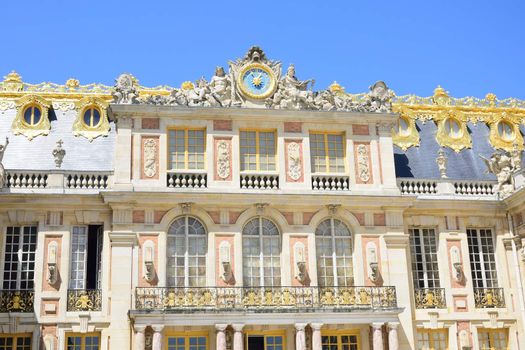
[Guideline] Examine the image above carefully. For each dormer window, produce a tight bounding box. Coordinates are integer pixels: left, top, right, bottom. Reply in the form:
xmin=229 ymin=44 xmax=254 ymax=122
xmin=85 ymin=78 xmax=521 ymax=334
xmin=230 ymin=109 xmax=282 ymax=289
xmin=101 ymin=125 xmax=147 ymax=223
xmin=444 ymin=118 xmax=462 ymax=139
xmin=83 ymin=106 xmax=101 ymax=128
xmin=497 ymin=120 xmax=514 ymax=142
xmin=23 ymin=105 xmax=42 ymax=126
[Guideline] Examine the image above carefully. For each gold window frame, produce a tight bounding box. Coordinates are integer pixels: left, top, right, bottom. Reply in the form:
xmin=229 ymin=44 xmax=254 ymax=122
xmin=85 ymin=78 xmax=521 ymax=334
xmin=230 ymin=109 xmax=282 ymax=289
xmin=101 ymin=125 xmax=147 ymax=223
xmin=239 ymin=129 xmax=277 ymax=172
xmin=167 ymin=127 xmax=207 ymax=171
xmin=486 ymin=113 xmax=524 ymax=151
xmin=73 ymin=97 xmax=110 ymax=142
xmin=12 ymin=95 xmax=51 ymax=140
xmin=309 ymin=131 xmax=346 ymax=174
xmin=320 ymin=330 xmax=361 ymax=350
xmin=435 ymin=109 xmax=471 ymax=153
xmin=65 ymin=333 xmax=101 ymax=350
xmin=164 ymin=331 xmax=209 ymax=350
xmin=416 ymin=329 xmax=448 ymax=350
xmin=477 ymin=328 xmax=509 ymax=350
xmin=244 ymin=330 xmax=286 ymax=350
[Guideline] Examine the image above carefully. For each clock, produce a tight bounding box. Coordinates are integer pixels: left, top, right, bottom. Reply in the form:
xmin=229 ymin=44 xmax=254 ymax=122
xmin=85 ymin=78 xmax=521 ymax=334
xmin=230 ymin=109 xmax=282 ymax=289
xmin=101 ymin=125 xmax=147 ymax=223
xmin=238 ymin=63 xmax=277 ymax=99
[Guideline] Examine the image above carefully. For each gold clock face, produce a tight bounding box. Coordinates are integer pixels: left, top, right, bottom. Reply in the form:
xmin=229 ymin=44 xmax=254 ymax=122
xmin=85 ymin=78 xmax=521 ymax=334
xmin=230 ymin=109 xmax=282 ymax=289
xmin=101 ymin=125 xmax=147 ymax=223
xmin=238 ymin=63 xmax=276 ymax=100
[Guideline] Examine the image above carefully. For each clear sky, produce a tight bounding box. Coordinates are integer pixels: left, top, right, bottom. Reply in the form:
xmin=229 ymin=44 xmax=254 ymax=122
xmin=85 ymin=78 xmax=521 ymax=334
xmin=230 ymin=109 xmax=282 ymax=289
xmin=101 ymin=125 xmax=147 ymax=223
xmin=2 ymin=0 xmax=524 ymax=99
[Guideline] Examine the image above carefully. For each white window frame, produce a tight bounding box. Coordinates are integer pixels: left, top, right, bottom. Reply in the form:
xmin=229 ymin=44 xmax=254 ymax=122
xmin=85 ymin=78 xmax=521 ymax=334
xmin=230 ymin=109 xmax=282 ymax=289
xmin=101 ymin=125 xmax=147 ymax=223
xmin=315 ymin=217 xmax=354 ymax=287
xmin=409 ymin=227 xmax=441 ymax=289
xmin=242 ymin=217 xmax=281 ymax=287
xmin=467 ymin=228 xmax=499 ymax=289
xmin=2 ymin=226 xmax=37 ymax=290
xmin=69 ymin=226 xmax=88 ymax=290
xmin=166 ymin=216 xmax=207 ymax=287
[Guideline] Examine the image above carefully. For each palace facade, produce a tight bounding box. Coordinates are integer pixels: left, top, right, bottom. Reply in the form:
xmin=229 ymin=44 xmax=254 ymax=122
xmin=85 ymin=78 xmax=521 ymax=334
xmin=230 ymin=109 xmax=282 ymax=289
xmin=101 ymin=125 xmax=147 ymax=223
xmin=1 ymin=47 xmax=525 ymax=350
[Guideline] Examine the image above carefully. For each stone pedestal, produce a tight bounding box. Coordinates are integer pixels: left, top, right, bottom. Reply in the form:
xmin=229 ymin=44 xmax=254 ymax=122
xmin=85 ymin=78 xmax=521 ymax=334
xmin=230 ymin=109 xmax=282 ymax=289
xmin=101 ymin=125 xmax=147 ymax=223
xmin=295 ymin=324 xmax=307 ymax=350
xmin=216 ymin=324 xmax=228 ymax=350
xmin=135 ymin=327 xmax=146 ymax=350
xmin=311 ymin=323 xmax=323 ymax=350
xmin=152 ymin=325 xmax=164 ymax=350
xmin=232 ymin=324 xmax=244 ymax=350
xmin=371 ymin=323 xmax=384 ymax=350
xmin=387 ymin=323 xmax=399 ymax=350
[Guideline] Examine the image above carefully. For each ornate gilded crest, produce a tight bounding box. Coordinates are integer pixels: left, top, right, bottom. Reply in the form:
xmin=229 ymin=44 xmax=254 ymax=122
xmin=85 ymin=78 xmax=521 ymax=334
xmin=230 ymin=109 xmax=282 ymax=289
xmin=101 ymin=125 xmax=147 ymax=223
xmin=435 ymin=109 xmax=471 ymax=153
xmin=391 ymin=106 xmax=420 ymax=150
xmin=12 ymin=94 xmax=52 ymax=140
xmin=73 ymin=96 xmax=110 ymax=141
xmin=486 ymin=112 xmax=524 ymax=151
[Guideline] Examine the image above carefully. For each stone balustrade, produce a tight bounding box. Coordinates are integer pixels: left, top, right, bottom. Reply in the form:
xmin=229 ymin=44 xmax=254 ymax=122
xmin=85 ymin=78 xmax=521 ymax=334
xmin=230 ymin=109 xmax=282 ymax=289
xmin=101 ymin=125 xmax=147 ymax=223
xmin=311 ymin=175 xmax=350 ymax=191
xmin=397 ymin=178 xmax=498 ymax=199
xmin=167 ymin=171 xmax=207 ymax=189
xmin=240 ymin=173 xmax=279 ymax=190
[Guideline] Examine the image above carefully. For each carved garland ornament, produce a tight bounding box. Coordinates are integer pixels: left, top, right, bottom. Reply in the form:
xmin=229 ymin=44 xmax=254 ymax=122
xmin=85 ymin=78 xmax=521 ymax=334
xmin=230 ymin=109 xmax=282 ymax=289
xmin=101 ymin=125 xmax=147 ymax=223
xmin=143 ymin=139 xmax=158 ymax=178
xmin=216 ymin=140 xmax=231 ymax=179
xmin=287 ymin=142 xmax=302 ymax=181
xmin=73 ymin=96 xmax=110 ymax=141
xmin=356 ymin=144 xmax=371 ymax=183
xmin=12 ymin=95 xmax=52 ymax=140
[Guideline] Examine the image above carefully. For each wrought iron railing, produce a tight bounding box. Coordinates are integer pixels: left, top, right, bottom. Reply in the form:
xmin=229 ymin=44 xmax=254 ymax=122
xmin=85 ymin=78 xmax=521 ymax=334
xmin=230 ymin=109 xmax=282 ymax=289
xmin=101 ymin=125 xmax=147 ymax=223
xmin=414 ymin=288 xmax=446 ymax=309
xmin=0 ymin=290 xmax=34 ymax=313
xmin=474 ymin=287 xmax=505 ymax=308
xmin=135 ymin=286 xmax=397 ymax=311
xmin=67 ymin=289 xmax=102 ymax=311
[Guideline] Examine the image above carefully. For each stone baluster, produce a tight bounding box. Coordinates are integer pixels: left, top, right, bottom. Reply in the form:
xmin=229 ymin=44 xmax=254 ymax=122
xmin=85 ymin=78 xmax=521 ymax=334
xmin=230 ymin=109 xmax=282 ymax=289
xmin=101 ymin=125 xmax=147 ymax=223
xmin=152 ymin=325 xmax=164 ymax=350
xmin=216 ymin=324 xmax=228 ymax=350
xmin=311 ymin=323 xmax=323 ymax=350
xmin=371 ymin=323 xmax=384 ymax=350
xmin=135 ymin=326 xmax=146 ymax=350
xmin=232 ymin=324 xmax=244 ymax=350
xmin=387 ymin=323 xmax=399 ymax=350
xmin=295 ymin=324 xmax=307 ymax=350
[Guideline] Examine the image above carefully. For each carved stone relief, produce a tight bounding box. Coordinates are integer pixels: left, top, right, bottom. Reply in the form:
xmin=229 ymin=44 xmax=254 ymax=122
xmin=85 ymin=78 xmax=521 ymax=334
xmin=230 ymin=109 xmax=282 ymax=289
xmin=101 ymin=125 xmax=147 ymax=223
xmin=215 ymin=138 xmax=232 ymax=181
xmin=142 ymin=137 xmax=159 ymax=179
xmin=286 ymin=141 xmax=303 ymax=182
xmin=355 ymin=143 xmax=372 ymax=184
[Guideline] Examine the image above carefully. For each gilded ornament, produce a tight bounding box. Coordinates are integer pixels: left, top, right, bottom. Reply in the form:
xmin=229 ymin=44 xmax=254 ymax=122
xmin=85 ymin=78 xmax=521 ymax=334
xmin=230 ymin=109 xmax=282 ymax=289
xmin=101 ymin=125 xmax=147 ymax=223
xmin=435 ymin=109 xmax=471 ymax=152
xmin=486 ymin=112 xmax=524 ymax=151
xmin=12 ymin=95 xmax=52 ymax=140
xmin=73 ymin=96 xmax=110 ymax=141
xmin=1 ymin=71 xmax=24 ymax=92
xmin=0 ymin=100 xmax=15 ymax=111
xmin=391 ymin=107 xmax=420 ymax=150
xmin=66 ymin=78 xmax=80 ymax=90
xmin=181 ymin=81 xmax=195 ymax=90
xmin=329 ymin=81 xmax=345 ymax=94
xmin=237 ymin=62 xmax=277 ymax=100
xmin=485 ymin=93 xmax=497 ymax=107
xmin=432 ymin=85 xmax=450 ymax=106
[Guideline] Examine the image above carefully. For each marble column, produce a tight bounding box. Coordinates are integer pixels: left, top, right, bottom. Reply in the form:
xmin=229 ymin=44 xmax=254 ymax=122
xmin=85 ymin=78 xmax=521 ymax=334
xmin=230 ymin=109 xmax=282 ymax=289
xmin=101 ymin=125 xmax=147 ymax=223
xmin=387 ymin=323 xmax=399 ymax=350
xmin=295 ymin=324 xmax=307 ymax=350
xmin=371 ymin=323 xmax=384 ymax=350
xmin=152 ymin=325 xmax=164 ymax=350
xmin=216 ymin=324 xmax=228 ymax=350
xmin=135 ymin=326 xmax=146 ymax=350
xmin=232 ymin=324 xmax=244 ymax=350
xmin=311 ymin=323 xmax=323 ymax=350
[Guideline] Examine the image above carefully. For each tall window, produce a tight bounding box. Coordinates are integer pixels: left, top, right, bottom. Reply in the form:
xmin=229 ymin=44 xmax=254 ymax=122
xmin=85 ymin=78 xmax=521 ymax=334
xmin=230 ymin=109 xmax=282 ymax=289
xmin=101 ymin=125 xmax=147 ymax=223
xmin=416 ymin=330 xmax=447 ymax=350
xmin=69 ymin=226 xmax=103 ymax=290
xmin=240 ymin=130 xmax=276 ymax=171
xmin=315 ymin=218 xmax=353 ymax=287
xmin=309 ymin=132 xmax=345 ymax=173
xmin=168 ymin=129 xmax=206 ymax=170
xmin=242 ymin=217 xmax=281 ymax=287
xmin=467 ymin=228 xmax=498 ymax=289
xmin=0 ymin=335 xmax=31 ymax=350
xmin=478 ymin=329 xmax=508 ymax=350
xmin=321 ymin=333 xmax=359 ymax=350
xmin=167 ymin=216 xmax=207 ymax=287
xmin=2 ymin=226 xmax=37 ymax=290
xmin=409 ymin=228 xmax=440 ymax=289
xmin=167 ymin=334 xmax=207 ymax=350
xmin=66 ymin=334 xmax=100 ymax=350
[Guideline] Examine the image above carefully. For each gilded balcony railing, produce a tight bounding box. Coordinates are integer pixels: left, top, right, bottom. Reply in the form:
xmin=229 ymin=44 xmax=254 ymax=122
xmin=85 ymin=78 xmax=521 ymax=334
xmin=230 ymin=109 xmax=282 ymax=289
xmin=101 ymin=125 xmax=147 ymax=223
xmin=414 ymin=288 xmax=446 ymax=309
xmin=0 ymin=290 xmax=35 ymax=313
xmin=474 ymin=288 xmax=505 ymax=308
xmin=67 ymin=289 xmax=102 ymax=311
xmin=135 ymin=286 xmax=397 ymax=311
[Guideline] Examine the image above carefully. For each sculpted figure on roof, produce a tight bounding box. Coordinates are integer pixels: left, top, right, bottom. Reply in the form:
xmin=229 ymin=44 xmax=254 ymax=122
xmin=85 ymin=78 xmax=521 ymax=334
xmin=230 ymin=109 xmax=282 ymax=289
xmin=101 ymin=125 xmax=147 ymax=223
xmin=365 ymin=81 xmax=393 ymax=113
xmin=481 ymin=150 xmax=521 ymax=198
xmin=112 ymin=73 xmax=139 ymax=104
xmin=270 ymin=64 xmax=316 ymax=110
xmin=208 ymin=66 xmax=232 ymax=107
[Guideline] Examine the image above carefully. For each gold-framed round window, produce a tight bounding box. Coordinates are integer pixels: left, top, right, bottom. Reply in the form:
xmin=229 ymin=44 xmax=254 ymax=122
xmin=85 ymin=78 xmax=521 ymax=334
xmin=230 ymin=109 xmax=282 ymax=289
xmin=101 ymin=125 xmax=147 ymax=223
xmin=82 ymin=106 xmax=102 ymax=128
xmin=397 ymin=117 xmax=410 ymax=137
xmin=22 ymin=105 xmax=43 ymax=126
xmin=444 ymin=118 xmax=462 ymax=139
xmin=497 ymin=120 xmax=515 ymax=142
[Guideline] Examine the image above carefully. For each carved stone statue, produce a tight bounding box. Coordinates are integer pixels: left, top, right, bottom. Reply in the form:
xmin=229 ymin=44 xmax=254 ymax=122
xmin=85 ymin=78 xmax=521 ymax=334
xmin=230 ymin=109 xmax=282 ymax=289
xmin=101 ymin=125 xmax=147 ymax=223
xmin=436 ymin=148 xmax=448 ymax=178
xmin=208 ymin=66 xmax=232 ymax=107
xmin=52 ymin=139 xmax=66 ymax=168
xmin=481 ymin=151 xmax=520 ymax=197
xmin=186 ymin=78 xmax=211 ymax=107
xmin=0 ymin=137 xmax=9 ymax=188
xmin=272 ymin=65 xmax=315 ymax=110
xmin=365 ymin=81 xmax=393 ymax=113
xmin=112 ymin=73 xmax=139 ymax=104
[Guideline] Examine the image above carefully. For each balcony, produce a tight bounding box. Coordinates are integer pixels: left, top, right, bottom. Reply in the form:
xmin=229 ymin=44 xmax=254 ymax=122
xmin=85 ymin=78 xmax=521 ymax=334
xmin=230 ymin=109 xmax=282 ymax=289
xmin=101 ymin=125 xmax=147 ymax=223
xmin=0 ymin=290 xmax=34 ymax=313
xmin=67 ymin=289 xmax=102 ymax=311
xmin=414 ymin=288 xmax=446 ymax=309
xmin=397 ymin=178 xmax=497 ymax=199
xmin=135 ymin=286 xmax=397 ymax=312
xmin=474 ymin=287 xmax=505 ymax=308
xmin=167 ymin=171 xmax=207 ymax=189
xmin=240 ymin=173 xmax=279 ymax=190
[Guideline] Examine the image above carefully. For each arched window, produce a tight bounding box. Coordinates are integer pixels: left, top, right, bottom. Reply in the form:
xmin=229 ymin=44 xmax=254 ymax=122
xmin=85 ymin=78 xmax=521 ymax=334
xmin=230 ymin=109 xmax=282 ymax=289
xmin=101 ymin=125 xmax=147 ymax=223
xmin=242 ymin=217 xmax=281 ymax=287
xmin=167 ymin=216 xmax=207 ymax=287
xmin=315 ymin=218 xmax=353 ymax=287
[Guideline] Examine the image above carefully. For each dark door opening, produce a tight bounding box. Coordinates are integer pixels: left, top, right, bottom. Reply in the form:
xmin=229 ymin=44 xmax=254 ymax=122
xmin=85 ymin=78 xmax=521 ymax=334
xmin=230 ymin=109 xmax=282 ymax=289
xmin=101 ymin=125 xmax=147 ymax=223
xmin=247 ymin=336 xmax=265 ymax=350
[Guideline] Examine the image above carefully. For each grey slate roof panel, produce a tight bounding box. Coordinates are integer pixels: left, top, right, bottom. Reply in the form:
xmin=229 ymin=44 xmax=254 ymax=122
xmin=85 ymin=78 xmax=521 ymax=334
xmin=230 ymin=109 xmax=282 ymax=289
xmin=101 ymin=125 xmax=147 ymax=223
xmin=0 ymin=108 xmax=115 ymax=171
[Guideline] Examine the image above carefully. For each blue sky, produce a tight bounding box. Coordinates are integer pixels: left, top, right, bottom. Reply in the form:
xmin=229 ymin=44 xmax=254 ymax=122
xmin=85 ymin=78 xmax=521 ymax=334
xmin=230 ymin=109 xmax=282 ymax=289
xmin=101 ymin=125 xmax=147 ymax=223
xmin=2 ymin=0 xmax=524 ymax=99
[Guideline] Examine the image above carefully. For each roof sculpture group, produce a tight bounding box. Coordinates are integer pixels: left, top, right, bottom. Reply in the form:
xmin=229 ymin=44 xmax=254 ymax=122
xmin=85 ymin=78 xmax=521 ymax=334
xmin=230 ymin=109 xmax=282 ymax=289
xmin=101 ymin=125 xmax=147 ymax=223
xmin=112 ymin=46 xmax=394 ymax=113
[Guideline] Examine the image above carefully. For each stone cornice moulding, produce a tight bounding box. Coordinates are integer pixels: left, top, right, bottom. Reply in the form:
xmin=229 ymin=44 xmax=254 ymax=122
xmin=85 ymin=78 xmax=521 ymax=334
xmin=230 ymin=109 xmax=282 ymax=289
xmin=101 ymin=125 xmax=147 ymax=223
xmin=108 ymin=231 xmax=138 ymax=246
xmin=383 ymin=234 xmax=409 ymax=248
